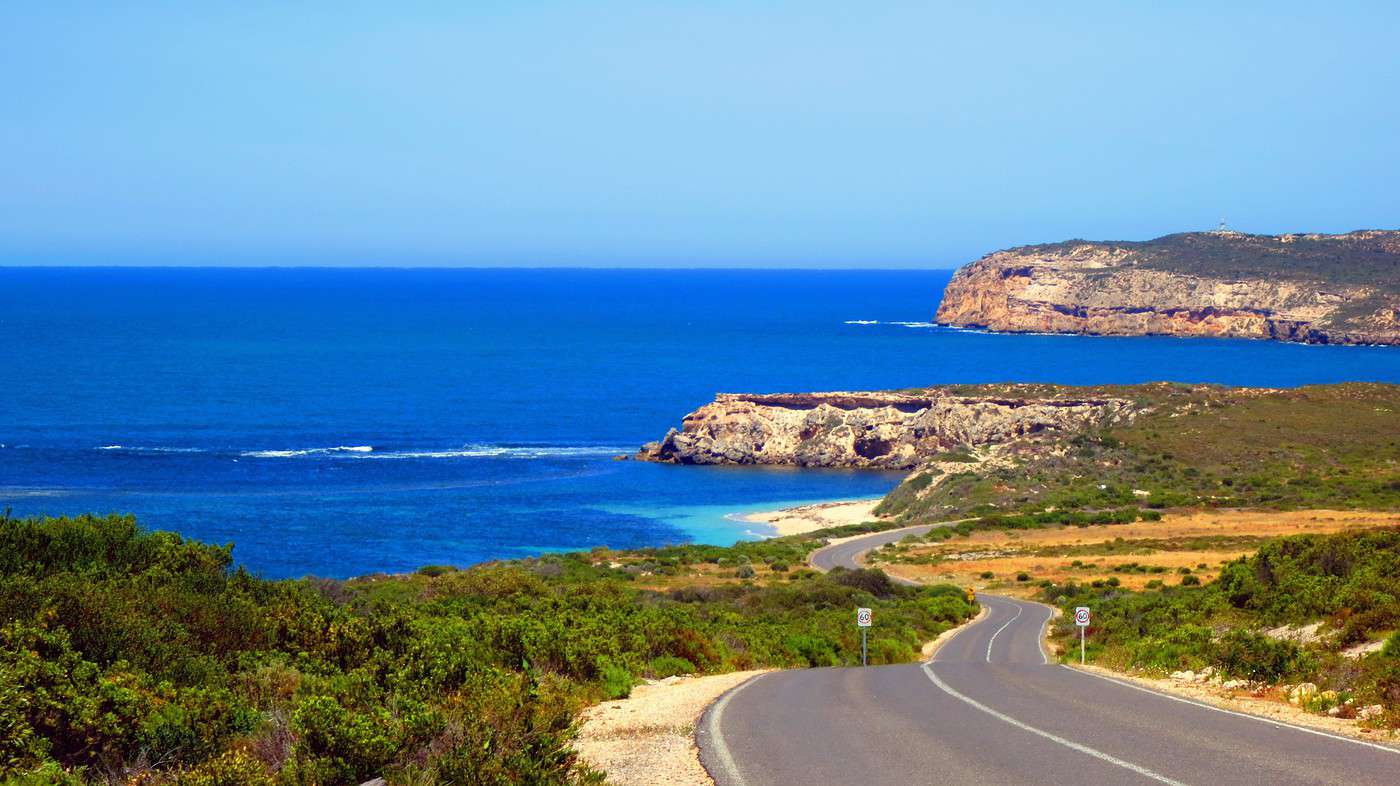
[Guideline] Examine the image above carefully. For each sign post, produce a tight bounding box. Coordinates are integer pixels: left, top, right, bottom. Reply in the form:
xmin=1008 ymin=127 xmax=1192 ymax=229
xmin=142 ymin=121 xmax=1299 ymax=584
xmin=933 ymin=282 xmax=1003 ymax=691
xmin=1074 ymin=606 xmax=1091 ymax=665
xmin=856 ymin=607 xmax=872 ymax=666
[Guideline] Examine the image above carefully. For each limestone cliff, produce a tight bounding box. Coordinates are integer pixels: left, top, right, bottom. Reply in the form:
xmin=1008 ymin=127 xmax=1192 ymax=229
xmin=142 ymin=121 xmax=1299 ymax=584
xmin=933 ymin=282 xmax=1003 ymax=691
xmin=636 ymin=389 xmax=1135 ymax=469
xmin=934 ymin=230 xmax=1400 ymax=345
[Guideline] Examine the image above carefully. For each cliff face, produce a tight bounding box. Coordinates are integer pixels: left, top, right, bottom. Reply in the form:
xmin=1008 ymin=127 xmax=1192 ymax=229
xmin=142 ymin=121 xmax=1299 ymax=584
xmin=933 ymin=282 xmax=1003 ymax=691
xmin=636 ymin=390 xmax=1135 ymax=469
xmin=934 ymin=230 xmax=1400 ymax=345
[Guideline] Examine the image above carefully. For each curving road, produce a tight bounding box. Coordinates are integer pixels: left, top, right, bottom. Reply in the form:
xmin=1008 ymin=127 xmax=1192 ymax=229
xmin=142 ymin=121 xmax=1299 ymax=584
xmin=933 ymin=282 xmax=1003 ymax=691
xmin=699 ymin=528 xmax=1400 ymax=786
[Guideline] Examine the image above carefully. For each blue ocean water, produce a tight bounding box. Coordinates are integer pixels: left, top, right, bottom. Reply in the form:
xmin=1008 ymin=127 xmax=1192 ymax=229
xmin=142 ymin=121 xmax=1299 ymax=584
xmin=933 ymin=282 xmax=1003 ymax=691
xmin=2 ymin=268 xmax=1397 ymax=578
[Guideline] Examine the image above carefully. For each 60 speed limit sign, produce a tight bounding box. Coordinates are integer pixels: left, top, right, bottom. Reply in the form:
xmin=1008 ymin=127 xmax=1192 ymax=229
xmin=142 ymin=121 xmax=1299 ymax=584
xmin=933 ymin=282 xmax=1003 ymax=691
xmin=1074 ymin=606 xmax=1091 ymax=627
xmin=856 ymin=607 xmax=872 ymax=628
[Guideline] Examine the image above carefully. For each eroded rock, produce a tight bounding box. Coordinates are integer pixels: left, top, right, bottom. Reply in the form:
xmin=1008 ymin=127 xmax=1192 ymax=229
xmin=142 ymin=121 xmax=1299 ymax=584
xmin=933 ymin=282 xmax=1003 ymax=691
xmin=636 ymin=390 xmax=1135 ymax=468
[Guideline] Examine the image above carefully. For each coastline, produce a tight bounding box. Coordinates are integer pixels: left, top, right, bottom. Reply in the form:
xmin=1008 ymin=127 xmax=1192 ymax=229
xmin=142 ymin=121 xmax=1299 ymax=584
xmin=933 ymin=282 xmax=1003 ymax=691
xmin=735 ymin=497 xmax=885 ymax=537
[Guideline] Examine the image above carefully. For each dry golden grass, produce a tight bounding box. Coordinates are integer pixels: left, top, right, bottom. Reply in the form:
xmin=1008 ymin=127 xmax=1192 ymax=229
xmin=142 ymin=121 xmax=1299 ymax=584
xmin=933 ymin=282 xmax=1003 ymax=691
xmin=874 ymin=509 xmax=1399 ymax=596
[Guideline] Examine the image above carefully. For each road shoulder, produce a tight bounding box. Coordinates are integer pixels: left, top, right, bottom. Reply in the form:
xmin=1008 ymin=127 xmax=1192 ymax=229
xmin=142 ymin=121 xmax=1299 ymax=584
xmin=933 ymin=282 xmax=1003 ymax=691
xmin=575 ymin=670 xmax=771 ymax=786
xmin=1067 ymin=663 xmax=1400 ymax=750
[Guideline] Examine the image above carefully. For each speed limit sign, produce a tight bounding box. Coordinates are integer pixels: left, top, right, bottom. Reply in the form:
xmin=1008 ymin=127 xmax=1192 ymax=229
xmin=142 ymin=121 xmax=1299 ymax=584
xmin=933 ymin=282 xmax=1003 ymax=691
xmin=1074 ymin=606 xmax=1091 ymax=627
xmin=856 ymin=607 xmax=872 ymax=627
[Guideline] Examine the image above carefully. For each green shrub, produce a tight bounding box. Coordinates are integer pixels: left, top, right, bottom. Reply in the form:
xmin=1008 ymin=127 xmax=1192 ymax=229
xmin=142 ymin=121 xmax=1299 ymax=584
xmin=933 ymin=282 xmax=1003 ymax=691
xmin=1382 ymin=631 xmax=1400 ymax=659
xmin=648 ymin=656 xmax=696 ymax=679
xmin=1210 ymin=631 xmax=1314 ymax=682
xmin=0 ymin=513 xmax=977 ymax=784
xmin=594 ymin=658 xmax=635 ymax=700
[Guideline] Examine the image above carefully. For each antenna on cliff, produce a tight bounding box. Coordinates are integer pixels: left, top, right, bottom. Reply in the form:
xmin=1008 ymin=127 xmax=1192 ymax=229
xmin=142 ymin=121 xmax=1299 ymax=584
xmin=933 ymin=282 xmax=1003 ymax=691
xmin=1217 ymin=217 xmax=1229 ymax=233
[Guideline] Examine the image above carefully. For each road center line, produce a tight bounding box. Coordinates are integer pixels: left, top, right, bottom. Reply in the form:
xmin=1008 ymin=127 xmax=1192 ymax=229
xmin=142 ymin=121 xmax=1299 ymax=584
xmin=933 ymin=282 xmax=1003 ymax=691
xmin=985 ymin=600 xmax=1023 ymax=663
xmin=921 ymin=663 xmax=1189 ymax=785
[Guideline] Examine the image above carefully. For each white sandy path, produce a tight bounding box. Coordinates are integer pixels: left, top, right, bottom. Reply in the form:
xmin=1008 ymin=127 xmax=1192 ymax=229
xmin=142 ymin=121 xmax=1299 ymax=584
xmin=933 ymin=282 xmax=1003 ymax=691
xmin=739 ymin=498 xmax=883 ymax=537
xmin=574 ymin=670 xmax=771 ymax=786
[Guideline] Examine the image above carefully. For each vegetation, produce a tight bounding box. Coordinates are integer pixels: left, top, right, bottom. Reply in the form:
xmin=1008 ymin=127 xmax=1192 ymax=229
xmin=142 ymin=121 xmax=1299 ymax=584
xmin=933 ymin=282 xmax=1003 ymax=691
xmin=877 ymin=383 xmax=1400 ymax=528
xmin=1041 ymin=527 xmax=1400 ymax=726
xmin=0 ymin=513 xmax=975 ymax=785
xmin=1020 ymin=231 xmax=1400 ymax=290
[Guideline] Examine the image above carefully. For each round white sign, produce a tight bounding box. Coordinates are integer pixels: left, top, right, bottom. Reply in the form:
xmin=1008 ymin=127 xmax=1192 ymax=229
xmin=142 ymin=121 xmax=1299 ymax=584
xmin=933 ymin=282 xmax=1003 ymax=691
xmin=1074 ymin=606 xmax=1091 ymax=626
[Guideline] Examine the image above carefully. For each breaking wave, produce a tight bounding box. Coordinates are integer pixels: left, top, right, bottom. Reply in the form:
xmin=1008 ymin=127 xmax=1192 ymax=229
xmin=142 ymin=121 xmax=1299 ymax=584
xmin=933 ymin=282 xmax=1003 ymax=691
xmin=239 ymin=444 xmax=629 ymax=460
xmin=361 ymin=445 xmax=631 ymax=460
xmin=241 ymin=445 xmax=375 ymax=458
xmin=96 ymin=445 xmax=206 ymax=453
xmin=843 ymin=319 xmax=940 ymax=328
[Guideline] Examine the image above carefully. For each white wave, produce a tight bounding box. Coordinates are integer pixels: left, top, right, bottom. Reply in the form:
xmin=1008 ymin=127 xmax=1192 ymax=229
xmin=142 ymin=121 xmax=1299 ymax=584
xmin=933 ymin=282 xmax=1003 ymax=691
xmin=241 ymin=445 xmax=375 ymax=458
xmin=360 ymin=444 xmax=631 ymax=460
xmin=96 ymin=445 xmax=205 ymax=453
xmin=238 ymin=443 xmax=627 ymax=460
xmin=843 ymin=319 xmax=943 ymax=328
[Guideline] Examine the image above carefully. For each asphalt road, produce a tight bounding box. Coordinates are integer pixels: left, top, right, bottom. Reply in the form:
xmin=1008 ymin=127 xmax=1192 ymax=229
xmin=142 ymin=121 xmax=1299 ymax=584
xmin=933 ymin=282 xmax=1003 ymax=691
xmin=806 ymin=523 xmax=936 ymax=580
xmin=699 ymin=528 xmax=1400 ymax=786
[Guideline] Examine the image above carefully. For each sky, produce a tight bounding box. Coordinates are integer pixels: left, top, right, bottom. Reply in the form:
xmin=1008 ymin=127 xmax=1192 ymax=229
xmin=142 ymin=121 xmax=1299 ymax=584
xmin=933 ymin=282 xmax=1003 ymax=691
xmin=3 ymin=1 xmax=1398 ymax=267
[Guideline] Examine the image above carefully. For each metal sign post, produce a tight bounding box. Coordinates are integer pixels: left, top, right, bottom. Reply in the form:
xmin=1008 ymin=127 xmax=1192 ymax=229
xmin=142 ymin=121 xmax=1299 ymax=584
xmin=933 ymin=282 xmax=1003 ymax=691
xmin=1074 ymin=606 xmax=1091 ymax=665
xmin=857 ymin=607 xmax=872 ymax=666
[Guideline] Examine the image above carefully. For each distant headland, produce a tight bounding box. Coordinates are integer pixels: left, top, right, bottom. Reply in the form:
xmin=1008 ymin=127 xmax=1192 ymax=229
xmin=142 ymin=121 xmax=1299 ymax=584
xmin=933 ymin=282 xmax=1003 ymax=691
xmin=934 ymin=229 xmax=1400 ymax=345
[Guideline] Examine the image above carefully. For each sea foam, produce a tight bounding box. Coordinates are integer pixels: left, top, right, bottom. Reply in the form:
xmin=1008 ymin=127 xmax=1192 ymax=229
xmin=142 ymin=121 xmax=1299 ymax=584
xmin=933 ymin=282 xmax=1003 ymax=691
xmin=241 ymin=445 xmax=375 ymax=458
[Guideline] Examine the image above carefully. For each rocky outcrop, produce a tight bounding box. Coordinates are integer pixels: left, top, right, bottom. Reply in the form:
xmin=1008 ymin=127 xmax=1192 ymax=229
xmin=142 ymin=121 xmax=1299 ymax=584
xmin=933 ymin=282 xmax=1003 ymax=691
xmin=636 ymin=390 xmax=1135 ymax=469
xmin=935 ymin=230 xmax=1400 ymax=345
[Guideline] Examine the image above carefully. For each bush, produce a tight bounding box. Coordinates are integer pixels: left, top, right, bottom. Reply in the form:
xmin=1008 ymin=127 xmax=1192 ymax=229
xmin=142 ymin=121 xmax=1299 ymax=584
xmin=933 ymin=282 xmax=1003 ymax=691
xmin=648 ymin=656 xmax=696 ymax=679
xmin=1016 ymin=573 xmax=1031 ymax=582
xmin=1211 ymin=631 xmax=1314 ymax=682
xmin=1383 ymin=631 xmax=1400 ymax=660
xmin=0 ymin=513 xmax=978 ymax=783
xmin=596 ymin=658 xmax=634 ymax=700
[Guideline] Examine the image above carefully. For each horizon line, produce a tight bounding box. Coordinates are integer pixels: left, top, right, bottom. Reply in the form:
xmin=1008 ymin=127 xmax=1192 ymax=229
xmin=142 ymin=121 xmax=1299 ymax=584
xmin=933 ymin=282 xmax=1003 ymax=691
xmin=0 ymin=264 xmax=963 ymax=272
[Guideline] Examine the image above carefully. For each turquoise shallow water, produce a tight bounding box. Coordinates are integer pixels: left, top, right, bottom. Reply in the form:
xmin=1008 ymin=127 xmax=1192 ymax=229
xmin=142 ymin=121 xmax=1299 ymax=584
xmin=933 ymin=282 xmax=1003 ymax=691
xmin=2 ymin=267 xmax=1397 ymax=578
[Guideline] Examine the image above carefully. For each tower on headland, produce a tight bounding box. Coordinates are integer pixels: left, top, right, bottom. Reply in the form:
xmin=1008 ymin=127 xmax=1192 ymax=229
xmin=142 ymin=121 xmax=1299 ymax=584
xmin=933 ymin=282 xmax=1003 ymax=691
xmin=1211 ymin=217 xmax=1242 ymax=236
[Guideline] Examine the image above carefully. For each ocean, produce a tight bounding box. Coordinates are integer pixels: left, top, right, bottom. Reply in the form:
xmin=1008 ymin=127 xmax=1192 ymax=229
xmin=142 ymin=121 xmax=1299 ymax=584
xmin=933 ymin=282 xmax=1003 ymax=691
xmin=3 ymin=267 xmax=1397 ymax=578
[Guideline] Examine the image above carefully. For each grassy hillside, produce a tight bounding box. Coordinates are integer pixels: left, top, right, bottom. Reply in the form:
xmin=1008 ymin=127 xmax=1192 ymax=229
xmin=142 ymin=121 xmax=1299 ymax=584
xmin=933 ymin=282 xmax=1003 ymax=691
xmin=1041 ymin=527 xmax=1400 ymax=727
xmin=1018 ymin=231 xmax=1400 ymax=290
xmin=877 ymin=383 xmax=1400 ymax=529
xmin=0 ymin=513 xmax=974 ymax=786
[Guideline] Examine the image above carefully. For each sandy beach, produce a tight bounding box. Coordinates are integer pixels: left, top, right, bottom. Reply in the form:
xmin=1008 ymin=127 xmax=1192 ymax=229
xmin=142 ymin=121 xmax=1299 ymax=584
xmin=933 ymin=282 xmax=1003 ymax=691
xmin=739 ymin=498 xmax=884 ymax=537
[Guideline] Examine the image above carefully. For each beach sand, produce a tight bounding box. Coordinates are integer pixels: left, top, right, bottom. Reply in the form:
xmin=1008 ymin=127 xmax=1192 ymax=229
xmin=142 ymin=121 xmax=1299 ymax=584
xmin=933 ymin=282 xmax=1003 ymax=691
xmin=739 ymin=498 xmax=884 ymax=537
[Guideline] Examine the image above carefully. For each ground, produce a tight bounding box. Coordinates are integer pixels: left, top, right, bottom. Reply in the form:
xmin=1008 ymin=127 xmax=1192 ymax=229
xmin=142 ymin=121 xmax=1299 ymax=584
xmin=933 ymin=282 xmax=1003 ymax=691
xmin=867 ymin=509 xmax=1400 ymax=593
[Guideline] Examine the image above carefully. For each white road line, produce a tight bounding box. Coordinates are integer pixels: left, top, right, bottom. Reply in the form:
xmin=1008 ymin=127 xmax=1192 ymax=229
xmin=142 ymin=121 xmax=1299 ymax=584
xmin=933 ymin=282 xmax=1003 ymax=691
xmin=1038 ymin=605 xmax=1054 ymax=665
xmin=984 ymin=600 xmax=1023 ymax=663
xmin=701 ymin=674 xmax=766 ymax=786
xmin=921 ymin=663 xmax=1189 ymax=785
xmin=1063 ymin=665 xmax=1400 ymax=756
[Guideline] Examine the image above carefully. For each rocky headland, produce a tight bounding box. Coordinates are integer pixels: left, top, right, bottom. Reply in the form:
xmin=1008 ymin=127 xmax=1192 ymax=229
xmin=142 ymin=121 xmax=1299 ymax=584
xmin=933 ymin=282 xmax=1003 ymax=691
xmin=635 ymin=388 xmax=1137 ymax=469
xmin=934 ymin=230 xmax=1400 ymax=345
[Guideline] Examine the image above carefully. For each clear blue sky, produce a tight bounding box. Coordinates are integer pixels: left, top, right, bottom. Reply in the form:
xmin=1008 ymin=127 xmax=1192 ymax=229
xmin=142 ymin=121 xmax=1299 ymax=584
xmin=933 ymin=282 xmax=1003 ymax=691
xmin=4 ymin=1 xmax=1398 ymax=267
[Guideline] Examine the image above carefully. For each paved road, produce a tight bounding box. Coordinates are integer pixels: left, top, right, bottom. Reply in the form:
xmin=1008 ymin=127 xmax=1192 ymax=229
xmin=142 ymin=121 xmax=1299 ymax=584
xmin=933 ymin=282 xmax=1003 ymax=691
xmin=699 ymin=528 xmax=1400 ymax=786
xmin=806 ymin=523 xmax=936 ymax=579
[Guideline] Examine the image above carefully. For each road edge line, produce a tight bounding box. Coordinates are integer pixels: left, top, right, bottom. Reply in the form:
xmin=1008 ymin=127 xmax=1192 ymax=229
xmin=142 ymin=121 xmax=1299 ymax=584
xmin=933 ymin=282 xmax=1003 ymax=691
xmin=696 ymin=672 xmax=768 ymax=786
xmin=920 ymin=662 xmax=1188 ymax=785
xmin=1061 ymin=664 xmax=1400 ymax=755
